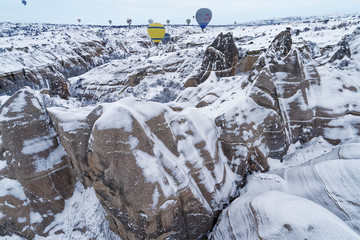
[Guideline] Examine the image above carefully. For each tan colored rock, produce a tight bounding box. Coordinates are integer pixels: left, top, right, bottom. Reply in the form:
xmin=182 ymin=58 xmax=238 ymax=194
xmin=0 ymin=88 xmax=76 ymax=238
xmin=236 ymin=50 xmax=262 ymax=73
xmin=50 ymin=99 xmax=240 ymax=239
xmin=184 ymin=76 xmax=197 ymax=88
xmin=196 ymin=32 xmax=239 ymax=86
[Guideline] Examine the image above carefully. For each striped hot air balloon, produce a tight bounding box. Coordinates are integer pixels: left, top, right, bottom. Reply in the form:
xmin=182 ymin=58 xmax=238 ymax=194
xmin=196 ymin=8 xmax=212 ymax=30
xmin=147 ymin=23 xmax=165 ymax=44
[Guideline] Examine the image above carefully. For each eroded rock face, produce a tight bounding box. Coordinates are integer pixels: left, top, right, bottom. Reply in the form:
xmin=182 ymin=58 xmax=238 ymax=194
xmin=0 ymin=40 xmax=122 ymax=99
xmin=268 ymin=28 xmax=292 ymax=57
xmin=328 ymin=38 xmax=351 ymax=63
xmin=49 ymin=98 xmax=240 ymax=240
xmin=192 ymin=32 xmax=239 ymax=86
xmin=0 ymin=88 xmax=76 ymax=238
xmin=215 ymin=30 xmax=297 ymax=176
xmin=216 ymin=26 xmax=360 ymax=182
xmin=236 ymin=50 xmax=264 ymax=73
xmin=210 ymin=141 xmax=360 ymax=239
xmin=68 ymin=56 xmax=190 ymax=104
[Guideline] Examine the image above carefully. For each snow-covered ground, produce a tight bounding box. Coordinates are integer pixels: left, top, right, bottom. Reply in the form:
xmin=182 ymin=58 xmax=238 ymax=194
xmin=211 ymin=138 xmax=360 ymax=239
xmin=1 ymin=15 xmax=359 ymax=104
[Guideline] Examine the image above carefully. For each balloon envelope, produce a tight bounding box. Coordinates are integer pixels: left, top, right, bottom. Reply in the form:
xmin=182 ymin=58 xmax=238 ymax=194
xmin=109 ymin=20 xmax=112 ymax=25
xmin=196 ymin=8 xmax=212 ymax=29
xmin=147 ymin=23 xmax=165 ymax=43
xmin=22 ymin=0 xmax=26 ymax=5
xmin=77 ymin=19 xmax=81 ymax=23
xmin=148 ymin=19 xmax=153 ymax=24
xmin=186 ymin=19 xmax=191 ymax=25
xmin=161 ymin=33 xmax=171 ymax=44
xmin=127 ymin=18 xmax=132 ymax=25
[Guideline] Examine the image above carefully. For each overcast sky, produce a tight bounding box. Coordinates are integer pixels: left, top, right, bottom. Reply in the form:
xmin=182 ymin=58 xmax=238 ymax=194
xmin=1 ymin=0 xmax=359 ymax=25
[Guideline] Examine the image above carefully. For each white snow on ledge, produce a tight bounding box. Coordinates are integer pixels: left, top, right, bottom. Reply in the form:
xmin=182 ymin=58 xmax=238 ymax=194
xmin=22 ymin=137 xmax=54 ymax=155
xmin=0 ymin=178 xmax=27 ymax=201
xmin=34 ymin=181 xmax=121 ymax=240
xmin=0 ymin=160 xmax=7 ymax=170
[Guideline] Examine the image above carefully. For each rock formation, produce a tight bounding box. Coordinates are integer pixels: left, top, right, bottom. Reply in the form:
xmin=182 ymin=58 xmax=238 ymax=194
xmin=328 ymin=38 xmax=351 ymax=63
xmin=48 ymin=98 xmax=240 ymax=239
xmin=210 ymin=142 xmax=360 ymax=239
xmin=236 ymin=49 xmax=264 ymax=73
xmin=185 ymin=32 xmax=239 ymax=87
xmin=0 ymin=88 xmax=76 ymax=238
xmin=68 ymin=55 xmax=193 ymax=104
xmin=1 ymin=22 xmax=360 ymax=240
xmin=0 ymin=39 xmax=126 ymax=99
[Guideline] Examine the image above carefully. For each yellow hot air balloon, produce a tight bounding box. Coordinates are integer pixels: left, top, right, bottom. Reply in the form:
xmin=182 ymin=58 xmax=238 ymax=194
xmin=147 ymin=23 xmax=166 ymax=43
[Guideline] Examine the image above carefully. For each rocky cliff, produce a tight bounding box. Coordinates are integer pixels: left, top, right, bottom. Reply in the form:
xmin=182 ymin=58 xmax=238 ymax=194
xmin=48 ymin=98 xmax=241 ymax=239
xmin=0 ymin=88 xmax=76 ymax=238
xmin=0 ymin=23 xmax=130 ymax=100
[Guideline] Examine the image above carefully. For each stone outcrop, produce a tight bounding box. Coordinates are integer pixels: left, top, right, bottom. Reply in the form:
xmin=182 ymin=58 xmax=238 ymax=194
xmin=236 ymin=50 xmax=264 ymax=73
xmin=328 ymin=38 xmax=351 ymax=63
xmin=215 ymin=29 xmax=297 ymax=177
xmin=49 ymin=98 xmax=240 ymax=240
xmin=268 ymin=28 xmax=292 ymax=57
xmin=185 ymin=32 xmax=239 ymax=87
xmin=0 ymin=88 xmax=76 ymax=238
xmin=210 ymin=141 xmax=360 ymax=239
xmin=68 ymin=56 xmax=189 ymax=104
xmin=0 ymin=40 xmax=124 ymax=99
xmin=216 ymin=26 xmax=360 ymax=182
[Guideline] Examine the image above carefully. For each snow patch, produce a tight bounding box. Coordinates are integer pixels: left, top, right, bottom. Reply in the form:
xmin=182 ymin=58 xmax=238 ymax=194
xmin=152 ymin=186 xmax=159 ymax=208
xmin=41 ymin=181 xmax=121 ymax=240
xmin=0 ymin=178 xmax=27 ymax=201
xmin=32 ymin=145 xmax=67 ymax=173
xmin=0 ymin=160 xmax=7 ymax=170
xmin=338 ymin=143 xmax=360 ymax=159
xmin=30 ymin=212 xmax=43 ymax=224
xmin=22 ymin=137 xmax=54 ymax=155
xmin=17 ymin=217 xmax=27 ymax=223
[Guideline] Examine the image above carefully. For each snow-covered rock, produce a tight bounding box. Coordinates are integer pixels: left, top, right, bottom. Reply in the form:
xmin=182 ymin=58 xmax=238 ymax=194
xmin=1 ymin=14 xmax=360 ymax=239
xmin=210 ymin=143 xmax=360 ymax=239
xmin=0 ymin=88 xmax=76 ymax=238
xmin=210 ymin=191 xmax=360 ymax=240
xmin=49 ymin=98 xmax=240 ymax=239
xmin=0 ymin=23 xmax=129 ymax=99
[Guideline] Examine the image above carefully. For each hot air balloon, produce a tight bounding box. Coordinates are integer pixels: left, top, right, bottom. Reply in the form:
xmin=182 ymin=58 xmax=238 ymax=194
xmin=147 ymin=23 xmax=165 ymax=44
xmin=109 ymin=20 xmax=112 ymax=25
xmin=77 ymin=19 xmax=81 ymax=24
xmin=127 ymin=18 xmax=132 ymax=27
xmin=196 ymin=8 xmax=212 ymax=30
xmin=22 ymin=0 xmax=27 ymax=6
xmin=148 ymin=19 xmax=153 ymax=24
xmin=162 ymin=33 xmax=171 ymax=44
xmin=186 ymin=19 xmax=191 ymax=25
xmin=166 ymin=19 xmax=170 ymax=25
